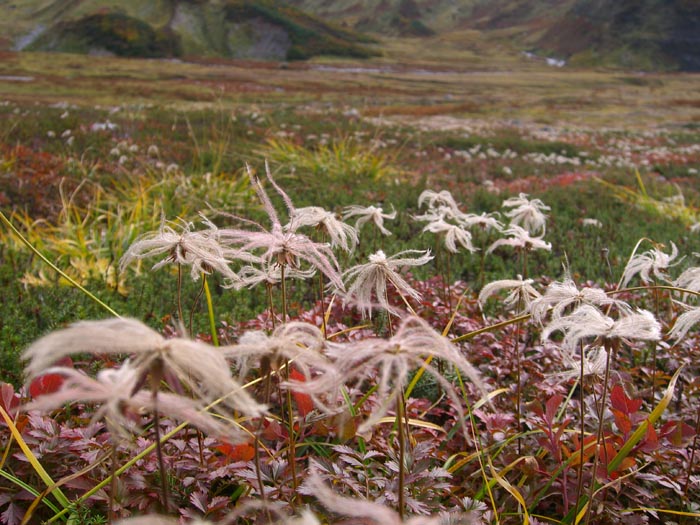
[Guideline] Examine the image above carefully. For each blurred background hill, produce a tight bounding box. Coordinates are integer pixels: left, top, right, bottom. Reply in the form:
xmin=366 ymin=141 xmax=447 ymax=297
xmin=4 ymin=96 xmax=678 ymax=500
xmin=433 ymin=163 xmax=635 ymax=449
xmin=0 ymin=0 xmax=698 ymax=70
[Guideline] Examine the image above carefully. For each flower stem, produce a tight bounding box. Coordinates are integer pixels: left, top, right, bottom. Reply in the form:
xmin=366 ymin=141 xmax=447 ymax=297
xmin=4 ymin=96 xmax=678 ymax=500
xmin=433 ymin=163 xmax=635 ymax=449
xmin=575 ymin=340 xmax=586 ymax=515
xmin=151 ymin=391 xmax=169 ymax=514
xmin=285 ymin=362 xmax=299 ymax=505
xmin=189 ymin=275 xmax=206 ymax=336
xmin=176 ymin=263 xmax=184 ymax=327
xmin=266 ymin=282 xmax=277 ymax=330
xmin=318 ymin=271 xmax=328 ymax=338
xmin=583 ymin=339 xmax=615 ymax=525
xmin=281 ymin=264 xmax=288 ymax=324
xmin=203 ymin=275 xmax=219 ymax=346
xmin=109 ymin=443 xmax=117 ymax=524
xmin=513 ymin=296 xmax=523 ymax=456
xmin=396 ymin=392 xmax=406 ymax=520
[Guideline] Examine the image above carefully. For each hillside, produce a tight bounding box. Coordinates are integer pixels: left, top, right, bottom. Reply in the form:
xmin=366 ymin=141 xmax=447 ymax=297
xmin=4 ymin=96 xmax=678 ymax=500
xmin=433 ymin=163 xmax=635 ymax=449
xmin=284 ymin=0 xmax=700 ymax=71
xmin=0 ymin=0 xmax=379 ymax=60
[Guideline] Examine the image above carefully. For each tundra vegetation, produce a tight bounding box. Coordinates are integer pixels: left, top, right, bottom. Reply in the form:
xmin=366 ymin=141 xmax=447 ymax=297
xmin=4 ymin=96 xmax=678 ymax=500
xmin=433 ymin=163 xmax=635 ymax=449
xmin=0 ymin=46 xmax=700 ymax=525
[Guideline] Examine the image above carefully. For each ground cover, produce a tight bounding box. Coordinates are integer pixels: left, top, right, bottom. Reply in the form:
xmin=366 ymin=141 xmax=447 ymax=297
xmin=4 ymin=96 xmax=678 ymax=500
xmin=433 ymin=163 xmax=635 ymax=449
xmin=1 ymin=49 xmax=700 ymax=524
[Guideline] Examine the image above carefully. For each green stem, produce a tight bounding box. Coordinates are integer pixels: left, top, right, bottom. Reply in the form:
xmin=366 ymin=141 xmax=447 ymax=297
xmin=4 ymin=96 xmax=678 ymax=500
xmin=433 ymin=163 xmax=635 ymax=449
xmin=203 ymin=275 xmax=219 ymax=346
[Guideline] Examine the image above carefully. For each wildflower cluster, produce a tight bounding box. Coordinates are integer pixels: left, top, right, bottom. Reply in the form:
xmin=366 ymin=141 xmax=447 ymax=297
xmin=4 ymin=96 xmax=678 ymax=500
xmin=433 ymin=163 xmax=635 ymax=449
xmin=9 ymin=166 xmax=700 ymax=525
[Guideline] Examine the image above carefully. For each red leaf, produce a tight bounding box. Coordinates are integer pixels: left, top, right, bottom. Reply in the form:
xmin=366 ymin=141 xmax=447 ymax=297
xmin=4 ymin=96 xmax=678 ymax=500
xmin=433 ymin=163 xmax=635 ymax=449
xmin=611 ymin=408 xmax=632 ymax=436
xmin=28 ymin=357 xmax=73 ymax=399
xmin=639 ymin=423 xmax=659 ymax=453
xmin=0 ymin=383 xmax=19 ymax=414
xmin=545 ymin=394 xmax=563 ymax=425
xmin=660 ymin=420 xmax=696 ymax=447
xmin=215 ymin=441 xmax=255 ymax=462
xmin=289 ymin=367 xmax=314 ymax=418
xmin=29 ymin=374 xmax=65 ymax=398
xmin=610 ymin=384 xmax=642 ymax=415
xmin=261 ymin=419 xmax=285 ymax=441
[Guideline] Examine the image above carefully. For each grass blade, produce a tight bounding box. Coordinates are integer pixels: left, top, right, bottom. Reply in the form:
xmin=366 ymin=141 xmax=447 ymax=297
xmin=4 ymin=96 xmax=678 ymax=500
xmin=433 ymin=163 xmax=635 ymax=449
xmin=607 ymin=365 xmax=684 ymax=475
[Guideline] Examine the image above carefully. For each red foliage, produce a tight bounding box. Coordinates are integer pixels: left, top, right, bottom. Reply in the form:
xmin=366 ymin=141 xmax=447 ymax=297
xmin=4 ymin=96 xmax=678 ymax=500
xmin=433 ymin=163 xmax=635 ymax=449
xmin=289 ymin=366 xmax=314 ymax=418
xmin=28 ymin=357 xmax=73 ymax=399
xmin=215 ymin=440 xmax=255 ymax=462
xmin=0 ymin=144 xmax=84 ymax=220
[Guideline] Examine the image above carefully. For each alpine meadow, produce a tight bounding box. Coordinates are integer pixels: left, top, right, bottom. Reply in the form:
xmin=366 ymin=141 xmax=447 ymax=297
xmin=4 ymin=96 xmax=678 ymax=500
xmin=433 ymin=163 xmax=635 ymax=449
xmin=1 ymin=1 xmax=700 ymax=524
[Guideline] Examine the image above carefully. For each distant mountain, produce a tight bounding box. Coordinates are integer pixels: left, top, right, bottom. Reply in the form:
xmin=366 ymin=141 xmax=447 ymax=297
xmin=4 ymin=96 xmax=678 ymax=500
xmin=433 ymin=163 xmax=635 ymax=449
xmin=284 ymin=0 xmax=700 ymax=71
xmin=0 ymin=0 xmax=379 ymax=60
xmin=2 ymin=0 xmax=697 ymax=70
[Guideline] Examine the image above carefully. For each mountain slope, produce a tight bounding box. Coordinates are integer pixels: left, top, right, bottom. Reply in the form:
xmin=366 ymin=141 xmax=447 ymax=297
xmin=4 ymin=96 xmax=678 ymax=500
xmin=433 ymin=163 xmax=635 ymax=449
xmin=284 ymin=0 xmax=700 ymax=70
xmin=0 ymin=0 xmax=379 ymax=60
xmin=537 ymin=0 xmax=700 ymax=70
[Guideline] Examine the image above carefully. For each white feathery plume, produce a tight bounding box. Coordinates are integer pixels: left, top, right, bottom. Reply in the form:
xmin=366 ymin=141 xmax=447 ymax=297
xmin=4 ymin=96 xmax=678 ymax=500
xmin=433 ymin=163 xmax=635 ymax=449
xmin=581 ymin=218 xmax=603 ymax=228
xmin=217 ymin=164 xmax=344 ymax=290
xmin=529 ymin=277 xmax=631 ymax=325
xmin=458 ymin=211 xmax=504 ymax=232
xmin=342 ymin=204 xmax=396 ymax=236
xmin=340 ymin=249 xmax=433 ymax=318
xmin=501 ymin=192 xmax=550 ymax=234
xmin=549 ymin=345 xmax=609 ymax=382
xmin=287 ymin=206 xmax=358 ymax=253
xmin=25 ymin=361 xmax=238 ymax=442
xmin=422 ymin=219 xmax=477 ymax=254
xmin=668 ymin=306 xmax=700 ymax=342
xmin=417 ymin=189 xmax=461 ymax=213
xmin=487 ymin=224 xmax=551 ymax=254
xmin=225 ymin=262 xmax=316 ymax=290
xmin=23 ymin=317 xmax=266 ymax=418
xmin=120 ymin=216 xmax=237 ymax=281
xmin=478 ymin=275 xmax=540 ymax=313
xmin=621 ymin=241 xmax=682 ymax=288
xmin=222 ymin=321 xmax=327 ymax=381
xmin=541 ymin=304 xmax=661 ymax=351
xmin=674 ymin=266 xmax=700 ymax=294
xmin=413 ymin=205 xmax=466 ymax=225
xmin=308 ymin=316 xmax=487 ymax=433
